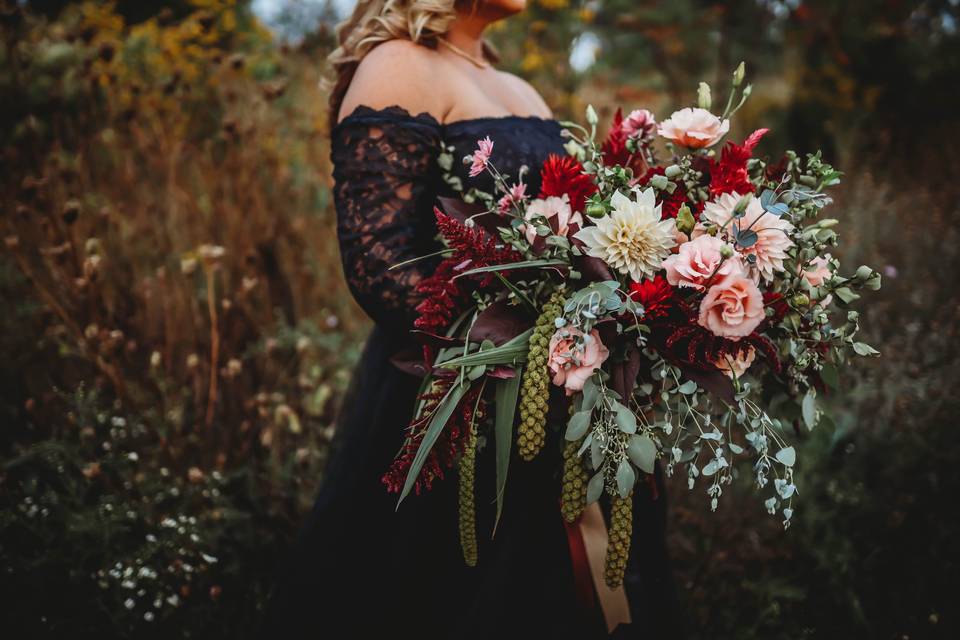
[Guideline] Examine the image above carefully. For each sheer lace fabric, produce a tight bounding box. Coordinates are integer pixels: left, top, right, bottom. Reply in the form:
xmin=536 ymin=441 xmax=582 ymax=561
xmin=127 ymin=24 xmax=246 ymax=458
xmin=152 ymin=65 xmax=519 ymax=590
xmin=331 ymin=106 xmax=444 ymax=329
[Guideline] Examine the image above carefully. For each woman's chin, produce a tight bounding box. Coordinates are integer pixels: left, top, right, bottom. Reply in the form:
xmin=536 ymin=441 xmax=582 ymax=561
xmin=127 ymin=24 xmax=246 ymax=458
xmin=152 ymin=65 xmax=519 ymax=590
xmin=466 ymin=0 xmax=527 ymax=20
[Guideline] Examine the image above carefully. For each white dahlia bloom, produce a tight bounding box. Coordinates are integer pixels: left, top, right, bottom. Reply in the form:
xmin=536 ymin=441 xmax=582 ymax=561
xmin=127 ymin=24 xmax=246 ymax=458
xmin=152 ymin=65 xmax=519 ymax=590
xmin=574 ymin=187 xmax=677 ymax=281
xmin=701 ymin=192 xmax=795 ymax=283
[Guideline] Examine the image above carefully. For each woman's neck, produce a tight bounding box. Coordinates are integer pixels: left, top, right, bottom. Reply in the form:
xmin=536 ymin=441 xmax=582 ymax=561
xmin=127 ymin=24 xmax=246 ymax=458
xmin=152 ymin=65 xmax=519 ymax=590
xmin=444 ymin=12 xmax=488 ymax=60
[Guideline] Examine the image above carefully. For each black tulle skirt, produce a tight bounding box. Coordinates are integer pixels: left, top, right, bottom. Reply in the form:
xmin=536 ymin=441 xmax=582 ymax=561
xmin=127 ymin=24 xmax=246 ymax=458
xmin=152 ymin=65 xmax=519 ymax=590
xmin=261 ymin=327 xmax=679 ymax=639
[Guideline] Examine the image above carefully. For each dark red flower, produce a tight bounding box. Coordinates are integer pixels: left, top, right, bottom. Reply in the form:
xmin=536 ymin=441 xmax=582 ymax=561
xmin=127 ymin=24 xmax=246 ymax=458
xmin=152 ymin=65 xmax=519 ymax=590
xmin=628 ymin=276 xmax=676 ymax=320
xmin=413 ymin=208 xmax=524 ymax=336
xmin=709 ymin=128 xmax=768 ymax=198
xmin=601 ymin=108 xmax=630 ymax=167
xmin=763 ymin=291 xmax=789 ymax=326
xmin=539 ymin=154 xmax=597 ymax=213
xmin=640 ymin=167 xmax=694 ymax=220
xmin=382 ymin=380 xmax=485 ymax=495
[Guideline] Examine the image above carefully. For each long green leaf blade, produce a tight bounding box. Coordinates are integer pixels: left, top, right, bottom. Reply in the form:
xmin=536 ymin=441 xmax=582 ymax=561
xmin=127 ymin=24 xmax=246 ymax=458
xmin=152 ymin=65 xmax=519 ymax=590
xmin=397 ymin=382 xmax=469 ymax=507
xmin=493 ymin=371 xmax=522 ymax=534
xmin=454 ymin=259 xmax=567 ymax=278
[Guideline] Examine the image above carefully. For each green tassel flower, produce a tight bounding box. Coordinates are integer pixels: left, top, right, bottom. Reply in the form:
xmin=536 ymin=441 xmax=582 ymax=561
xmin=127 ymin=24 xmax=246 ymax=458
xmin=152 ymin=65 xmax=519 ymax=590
xmin=517 ymin=289 xmax=565 ymax=461
xmin=458 ymin=420 xmax=478 ymax=567
xmin=560 ymin=438 xmax=589 ymax=523
xmin=604 ymin=491 xmax=634 ymax=588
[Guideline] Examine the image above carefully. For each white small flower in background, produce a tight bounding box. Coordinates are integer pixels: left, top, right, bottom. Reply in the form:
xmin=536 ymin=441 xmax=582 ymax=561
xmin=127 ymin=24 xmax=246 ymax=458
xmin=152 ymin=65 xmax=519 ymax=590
xmin=197 ymin=244 xmax=225 ymax=266
xmin=180 ymin=256 xmax=198 ymax=275
xmin=574 ymin=187 xmax=677 ymax=281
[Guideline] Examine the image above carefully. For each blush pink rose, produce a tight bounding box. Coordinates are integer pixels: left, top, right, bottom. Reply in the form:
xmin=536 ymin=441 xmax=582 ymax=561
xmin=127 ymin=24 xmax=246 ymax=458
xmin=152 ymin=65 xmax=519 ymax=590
xmin=800 ymin=255 xmax=832 ymax=287
xmin=662 ymin=235 xmax=745 ymax=291
xmin=698 ymin=274 xmax=765 ymax=340
xmin=548 ymin=327 xmax=610 ymax=395
xmin=521 ymin=195 xmax=583 ymax=244
xmin=658 ymin=108 xmax=730 ymax=149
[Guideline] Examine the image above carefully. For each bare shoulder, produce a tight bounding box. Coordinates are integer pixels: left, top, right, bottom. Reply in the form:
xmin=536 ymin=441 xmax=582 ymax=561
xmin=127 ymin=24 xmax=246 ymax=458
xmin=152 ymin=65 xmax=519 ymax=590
xmin=496 ymin=70 xmax=552 ymax=118
xmin=338 ymin=40 xmax=453 ymax=123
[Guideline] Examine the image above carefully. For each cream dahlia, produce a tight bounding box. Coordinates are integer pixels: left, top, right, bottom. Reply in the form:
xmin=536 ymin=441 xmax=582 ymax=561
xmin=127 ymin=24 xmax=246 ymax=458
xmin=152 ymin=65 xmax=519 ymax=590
xmin=574 ymin=188 xmax=677 ymax=282
xmin=701 ymin=192 xmax=795 ymax=282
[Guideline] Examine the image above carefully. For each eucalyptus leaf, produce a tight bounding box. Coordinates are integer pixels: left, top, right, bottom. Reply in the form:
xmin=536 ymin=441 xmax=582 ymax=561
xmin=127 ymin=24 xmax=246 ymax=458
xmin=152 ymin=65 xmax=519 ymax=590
xmin=702 ymin=460 xmax=720 ymax=476
xmin=614 ymin=403 xmax=638 ymax=434
xmin=577 ymin=433 xmax=593 ymax=457
xmin=677 ymin=380 xmax=698 ymax=395
xmin=736 ymin=228 xmax=758 ymax=248
xmin=801 ymin=392 xmax=817 ymax=430
xmin=834 ymin=287 xmax=860 ymax=304
xmin=566 ymin=410 xmax=592 ymax=441
xmin=820 ymin=363 xmax=840 ymax=389
xmin=581 ymin=377 xmax=600 ymax=412
xmin=775 ymin=446 xmax=796 ymax=467
xmin=586 ymin=471 xmax=605 ymax=504
xmin=590 ymin=437 xmax=603 ymax=469
xmin=616 ymin=459 xmax=636 ymax=498
xmin=626 ymin=434 xmax=657 ymax=473
xmin=852 ymin=341 xmax=880 ymax=357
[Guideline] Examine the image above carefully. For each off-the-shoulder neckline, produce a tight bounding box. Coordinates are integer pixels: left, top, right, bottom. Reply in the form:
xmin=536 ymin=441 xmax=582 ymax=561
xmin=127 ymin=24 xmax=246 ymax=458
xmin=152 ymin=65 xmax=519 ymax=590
xmin=334 ymin=104 xmax=558 ymax=131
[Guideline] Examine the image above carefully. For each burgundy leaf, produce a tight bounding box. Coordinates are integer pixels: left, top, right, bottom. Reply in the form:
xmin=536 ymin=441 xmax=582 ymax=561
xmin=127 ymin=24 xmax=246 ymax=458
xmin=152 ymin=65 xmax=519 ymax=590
xmin=468 ymin=300 xmax=533 ymax=346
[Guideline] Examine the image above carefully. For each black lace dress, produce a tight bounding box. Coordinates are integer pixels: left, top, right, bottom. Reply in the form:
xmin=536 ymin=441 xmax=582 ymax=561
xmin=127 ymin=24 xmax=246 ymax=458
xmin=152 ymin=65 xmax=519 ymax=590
xmin=262 ymin=106 xmax=678 ymax=639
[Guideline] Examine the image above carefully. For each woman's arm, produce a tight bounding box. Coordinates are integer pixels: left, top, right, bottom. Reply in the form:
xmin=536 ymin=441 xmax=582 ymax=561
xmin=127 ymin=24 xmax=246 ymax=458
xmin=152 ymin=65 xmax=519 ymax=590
xmin=332 ymin=42 xmax=451 ymax=331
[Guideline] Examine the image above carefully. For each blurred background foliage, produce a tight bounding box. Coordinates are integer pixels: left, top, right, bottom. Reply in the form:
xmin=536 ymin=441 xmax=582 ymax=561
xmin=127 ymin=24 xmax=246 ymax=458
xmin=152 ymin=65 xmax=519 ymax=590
xmin=0 ymin=0 xmax=957 ymax=638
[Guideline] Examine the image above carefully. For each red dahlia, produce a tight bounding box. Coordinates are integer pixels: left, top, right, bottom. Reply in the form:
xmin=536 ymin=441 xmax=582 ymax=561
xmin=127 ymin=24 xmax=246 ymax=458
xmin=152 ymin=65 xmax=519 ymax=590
xmin=709 ymin=128 xmax=768 ymax=197
xmin=539 ymin=154 xmax=597 ymax=213
xmin=628 ymin=276 xmax=676 ymax=320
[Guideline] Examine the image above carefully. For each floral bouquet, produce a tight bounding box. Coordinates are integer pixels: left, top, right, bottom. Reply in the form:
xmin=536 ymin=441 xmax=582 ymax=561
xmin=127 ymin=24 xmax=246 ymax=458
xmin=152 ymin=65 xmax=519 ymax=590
xmin=384 ymin=64 xmax=880 ymax=590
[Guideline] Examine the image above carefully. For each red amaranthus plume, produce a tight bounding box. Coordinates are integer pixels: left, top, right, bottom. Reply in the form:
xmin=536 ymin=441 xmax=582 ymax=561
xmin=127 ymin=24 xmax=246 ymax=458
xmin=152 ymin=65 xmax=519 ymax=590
xmin=382 ymin=380 xmax=485 ymax=495
xmin=709 ymin=128 xmax=768 ymax=197
xmin=539 ymin=154 xmax=597 ymax=213
xmin=413 ymin=208 xmax=524 ymax=336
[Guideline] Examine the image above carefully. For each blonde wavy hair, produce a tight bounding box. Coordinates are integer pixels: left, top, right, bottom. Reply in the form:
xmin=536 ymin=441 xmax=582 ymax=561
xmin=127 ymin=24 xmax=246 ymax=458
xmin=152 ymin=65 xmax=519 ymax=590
xmin=327 ymin=0 xmax=496 ymax=125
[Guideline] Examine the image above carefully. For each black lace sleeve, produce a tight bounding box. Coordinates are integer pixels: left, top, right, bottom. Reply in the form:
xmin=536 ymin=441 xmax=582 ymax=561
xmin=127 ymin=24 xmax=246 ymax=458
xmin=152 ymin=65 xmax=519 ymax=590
xmin=331 ymin=106 xmax=443 ymax=330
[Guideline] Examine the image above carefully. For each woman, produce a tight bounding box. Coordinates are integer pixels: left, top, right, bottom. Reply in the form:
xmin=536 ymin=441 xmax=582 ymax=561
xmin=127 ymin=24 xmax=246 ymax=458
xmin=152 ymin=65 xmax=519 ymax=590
xmin=263 ymin=2 xmax=678 ymax=638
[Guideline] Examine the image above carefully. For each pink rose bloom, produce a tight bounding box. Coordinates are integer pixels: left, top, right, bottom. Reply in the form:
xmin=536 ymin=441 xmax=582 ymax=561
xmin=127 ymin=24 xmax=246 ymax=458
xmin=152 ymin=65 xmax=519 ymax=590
xmin=713 ymin=346 xmax=756 ymax=379
xmin=701 ymin=192 xmax=794 ymax=283
xmin=622 ymin=109 xmax=657 ymax=140
xmin=698 ymin=274 xmax=765 ymax=340
xmin=662 ymin=235 xmax=745 ymax=291
xmin=521 ymin=195 xmax=583 ymax=244
xmin=658 ymin=107 xmax=730 ymax=149
xmin=468 ymin=136 xmax=494 ymax=177
xmin=800 ymin=255 xmax=832 ymax=287
xmin=497 ymin=182 xmax=528 ymax=215
xmin=548 ymin=327 xmax=610 ymax=395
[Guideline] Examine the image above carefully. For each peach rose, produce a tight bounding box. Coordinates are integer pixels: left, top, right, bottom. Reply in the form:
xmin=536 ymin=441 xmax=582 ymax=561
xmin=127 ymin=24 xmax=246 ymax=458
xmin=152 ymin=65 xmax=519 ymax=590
xmin=800 ymin=255 xmax=832 ymax=287
xmin=521 ymin=195 xmax=583 ymax=244
xmin=657 ymin=108 xmax=730 ymax=149
xmin=548 ymin=327 xmax=610 ymax=395
xmin=698 ymin=274 xmax=764 ymax=340
xmin=662 ymin=235 xmax=745 ymax=291
xmin=713 ymin=346 xmax=756 ymax=379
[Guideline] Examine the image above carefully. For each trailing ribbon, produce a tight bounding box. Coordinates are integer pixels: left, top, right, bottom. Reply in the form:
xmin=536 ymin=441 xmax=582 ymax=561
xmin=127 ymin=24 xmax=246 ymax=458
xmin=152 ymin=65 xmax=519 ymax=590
xmin=563 ymin=502 xmax=632 ymax=634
